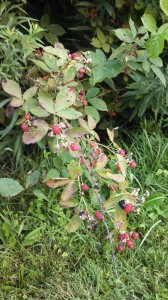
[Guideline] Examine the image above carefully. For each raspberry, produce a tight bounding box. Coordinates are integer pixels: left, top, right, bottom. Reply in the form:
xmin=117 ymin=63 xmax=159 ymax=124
xmin=80 ymin=158 xmax=85 ymax=165
xmin=126 ymin=239 xmax=134 ymax=250
xmin=95 ymin=211 xmax=103 ymax=220
xmin=71 ymin=53 xmax=78 ymax=60
xmin=118 ymin=233 xmax=124 ymax=241
xmin=116 ymin=163 xmax=121 ymax=171
xmin=118 ymin=149 xmax=125 ymax=156
xmin=43 ymin=75 xmax=48 ymax=80
xmin=90 ymin=142 xmax=96 ymax=148
xmin=117 ymin=244 xmax=124 ymax=252
xmin=118 ymin=199 xmax=126 ymax=209
xmin=78 ymin=68 xmax=85 ymax=74
xmin=24 ymin=114 xmax=31 ymax=121
xmin=20 ymin=123 xmax=28 ymax=132
xmin=78 ymin=74 xmax=83 ymax=79
xmin=82 ymin=100 xmax=88 ymax=106
xmin=109 ymin=185 xmax=118 ymax=191
xmin=79 ymin=95 xmax=84 ymax=101
xmin=81 ymin=184 xmax=89 ymax=191
xmin=124 ymin=203 xmax=133 ymax=213
xmin=130 ymin=161 xmax=136 ymax=168
xmin=52 ymin=125 xmax=61 ymax=135
xmin=108 ymin=111 xmax=116 ymax=118
xmin=79 ymin=90 xmax=85 ymax=95
xmin=95 ymin=147 xmax=102 ymax=154
xmin=70 ymin=143 xmax=79 ymax=151
xmin=131 ymin=232 xmax=139 ymax=240
xmin=123 ymin=233 xmax=129 ymax=239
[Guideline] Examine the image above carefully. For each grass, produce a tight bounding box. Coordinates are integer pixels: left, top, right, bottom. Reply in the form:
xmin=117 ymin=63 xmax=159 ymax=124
xmin=0 ymin=126 xmax=168 ymax=299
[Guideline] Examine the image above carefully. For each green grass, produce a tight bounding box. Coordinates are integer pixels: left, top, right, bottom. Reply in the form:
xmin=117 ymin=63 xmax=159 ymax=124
xmin=0 ymin=127 xmax=168 ymax=300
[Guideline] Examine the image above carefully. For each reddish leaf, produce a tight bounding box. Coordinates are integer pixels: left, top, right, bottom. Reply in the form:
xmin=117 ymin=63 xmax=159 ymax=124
xmin=10 ymin=97 xmax=24 ymax=108
xmin=45 ymin=178 xmax=70 ymax=188
xmin=95 ymin=154 xmax=108 ymax=171
xmin=61 ymin=180 xmax=75 ymax=201
xmin=22 ymin=119 xmax=49 ymax=144
xmin=2 ymin=80 xmax=22 ymax=98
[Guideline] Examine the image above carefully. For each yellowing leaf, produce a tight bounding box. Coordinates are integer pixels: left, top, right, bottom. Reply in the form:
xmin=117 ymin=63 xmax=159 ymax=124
xmin=61 ymin=180 xmax=75 ymax=201
xmin=67 ymin=160 xmax=83 ymax=179
xmin=95 ymin=154 xmax=108 ymax=171
xmin=66 ymin=214 xmax=81 ymax=233
xmin=116 ymin=154 xmax=127 ymax=178
xmin=45 ymin=178 xmax=70 ymax=188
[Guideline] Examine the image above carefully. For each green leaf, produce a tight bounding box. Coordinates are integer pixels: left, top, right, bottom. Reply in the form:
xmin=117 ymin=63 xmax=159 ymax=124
xmin=102 ymin=43 xmax=110 ymax=53
xmin=0 ymin=178 xmax=24 ymax=197
xmin=141 ymin=14 xmax=157 ymax=33
xmin=85 ymin=106 xmax=100 ymax=122
xmin=57 ymin=108 xmax=82 ymax=120
xmin=94 ymin=154 xmax=108 ymax=171
xmin=22 ymin=119 xmax=49 ymax=144
xmin=45 ymin=169 xmax=60 ymax=180
xmin=91 ymin=37 xmax=102 ymax=48
xmin=103 ymin=0 xmax=115 ymax=17
xmin=31 ymin=59 xmax=51 ymax=72
xmin=22 ymin=227 xmax=42 ymax=246
xmin=114 ymin=29 xmax=134 ymax=43
xmin=30 ymin=106 xmax=50 ymax=117
xmin=114 ymin=204 xmax=127 ymax=232
xmin=142 ymin=60 xmax=151 ymax=72
xmin=23 ymin=86 xmax=38 ymax=100
xmin=144 ymin=193 xmax=165 ymax=210
xmin=86 ymin=88 xmax=100 ymax=99
xmin=63 ymin=66 xmax=77 ymax=83
xmin=10 ymin=97 xmax=24 ymax=108
xmin=55 ymin=86 xmax=75 ymax=112
xmin=129 ymin=18 xmax=137 ymax=37
xmin=46 ymin=24 xmax=65 ymax=36
xmin=96 ymin=28 xmax=107 ymax=43
xmin=88 ymin=98 xmax=108 ymax=111
xmin=151 ymin=65 xmax=166 ymax=86
xmin=160 ymin=0 xmax=168 ymax=17
xmin=67 ymin=160 xmax=83 ymax=179
xmin=43 ymin=46 xmax=68 ymax=59
xmin=43 ymin=53 xmax=58 ymax=71
xmin=158 ymin=23 xmax=168 ymax=35
xmin=38 ymin=89 xmax=55 ymax=114
xmin=149 ymin=57 xmax=163 ymax=67
xmin=2 ymin=80 xmax=22 ymax=98
xmin=25 ymin=170 xmax=41 ymax=188
xmin=69 ymin=25 xmax=93 ymax=31
xmin=66 ymin=214 xmax=81 ymax=233
xmin=146 ymin=34 xmax=164 ymax=58
xmin=116 ymin=154 xmax=127 ymax=178
xmin=40 ymin=14 xmax=50 ymax=27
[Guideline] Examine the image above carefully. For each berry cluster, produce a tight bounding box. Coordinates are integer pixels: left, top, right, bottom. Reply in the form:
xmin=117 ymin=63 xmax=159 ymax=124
xmin=20 ymin=114 xmax=31 ymax=132
xmin=78 ymin=90 xmax=88 ymax=106
xmin=83 ymin=7 xmax=98 ymax=18
xmin=116 ymin=149 xmax=137 ymax=171
xmin=117 ymin=231 xmax=139 ymax=252
xmin=78 ymin=210 xmax=103 ymax=221
xmin=118 ymin=199 xmax=133 ymax=213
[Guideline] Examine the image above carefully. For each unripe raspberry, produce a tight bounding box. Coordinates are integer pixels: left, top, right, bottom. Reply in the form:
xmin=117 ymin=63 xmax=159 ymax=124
xmin=43 ymin=75 xmax=48 ymax=80
xmin=95 ymin=147 xmax=102 ymax=154
xmin=82 ymin=100 xmax=88 ymax=106
xmin=117 ymin=244 xmax=124 ymax=252
xmin=70 ymin=143 xmax=79 ymax=151
xmin=95 ymin=211 xmax=103 ymax=220
xmin=109 ymin=185 xmax=118 ymax=191
xmin=131 ymin=232 xmax=139 ymax=240
xmin=124 ymin=203 xmax=133 ymax=213
xmin=21 ymin=123 xmax=28 ymax=132
xmin=90 ymin=142 xmax=96 ymax=148
xmin=126 ymin=239 xmax=134 ymax=250
xmin=116 ymin=163 xmax=121 ymax=171
xmin=52 ymin=125 xmax=61 ymax=135
xmin=71 ymin=52 xmax=78 ymax=59
xmin=118 ymin=149 xmax=125 ymax=156
xmin=81 ymin=184 xmax=89 ymax=191
xmin=24 ymin=114 xmax=31 ymax=121
xmin=130 ymin=161 xmax=136 ymax=168
xmin=80 ymin=158 xmax=85 ymax=165
xmin=78 ymin=74 xmax=83 ymax=79
xmin=78 ymin=68 xmax=85 ymax=74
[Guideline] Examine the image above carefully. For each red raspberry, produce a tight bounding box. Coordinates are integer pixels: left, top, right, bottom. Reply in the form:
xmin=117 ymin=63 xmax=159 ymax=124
xmin=124 ymin=203 xmax=133 ymax=213
xmin=78 ymin=74 xmax=83 ymax=79
xmin=82 ymin=100 xmax=88 ymax=106
xmin=118 ymin=233 xmax=124 ymax=241
xmin=79 ymin=90 xmax=85 ymax=95
xmin=95 ymin=147 xmax=102 ymax=154
xmin=71 ymin=53 xmax=78 ymax=59
xmin=52 ymin=125 xmax=61 ymax=135
xmin=118 ymin=149 xmax=125 ymax=156
xmin=90 ymin=142 xmax=96 ymax=148
xmin=79 ymin=95 xmax=84 ymax=101
xmin=126 ymin=240 xmax=134 ymax=250
xmin=81 ymin=184 xmax=89 ymax=191
xmin=78 ymin=68 xmax=85 ymax=74
xmin=117 ymin=244 xmax=124 ymax=252
xmin=20 ymin=123 xmax=28 ymax=132
xmin=131 ymin=232 xmax=139 ymax=240
xmin=24 ymin=114 xmax=31 ymax=121
xmin=108 ymin=111 xmax=116 ymax=118
xmin=70 ymin=143 xmax=79 ymax=151
xmin=123 ymin=233 xmax=129 ymax=239
xmin=130 ymin=161 xmax=136 ymax=168
xmin=116 ymin=163 xmax=121 ymax=171
xmin=109 ymin=185 xmax=118 ymax=191
xmin=43 ymin=75 xmax=48 ymax=80
xmin=95 ymin=211 xmax=103 ymax=220
xmin=80 ymin=158 xmax=85 ymax=165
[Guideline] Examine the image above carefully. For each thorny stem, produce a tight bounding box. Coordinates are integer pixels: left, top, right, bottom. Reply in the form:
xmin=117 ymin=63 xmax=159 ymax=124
xmin=92 ymin=175 xmax=119 ymax=279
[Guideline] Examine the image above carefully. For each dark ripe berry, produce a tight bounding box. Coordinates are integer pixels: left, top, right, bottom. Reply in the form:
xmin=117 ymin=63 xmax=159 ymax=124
xmin=109 ymin=184 xmax=118 ymax=191
xmin=79 ymin=90 xmax=85 ymax=95
xmin=108 ymin=111 xmax=116 ymax=118
xmin=118 ymin=233 xmax=124 ymax=241
xmin=118 ymin=149 xmax=125 ymax=156
xmin=20 ymin=123 xmax=28 ymax=132
xmin=24 ymin=114 xmax=31 ymax=121
xmin=78 ymin=68 xmax=85 ymax=74
xmin=90 ymin=141 xmax=96 ymax=148
xmin=70 ymin=143 xmax=79 ymax=151
xmin=131 ymin=232 xmax=139 ymax=240
xmin=71 ymin=52 xmax=78 ymax=60
xmin=118 ymin=199 xmax=126 ymax=209
xmin=117 ymin=243 xmax=124 ymax=252
xmin=82 ymin=100 xmax=88 ymax=106
xmin=80 ymin=158 xmax=85 ymax=165
xmin=81 ymin=184 xmax=89 ymax=191
xmin=116 ymin=163 xmax=121 ymax=171
xmin=130 ymin=161 xmax=136 ymax=168
xmin=52 ymin=125 xmax=61 ymax=135
xmin=78 ymin=74 xmax=83 ymax=79
xmin=124 ymin=203 xmax=133 ymax=213
xmin=126 ymin=239 xmax=134 ymax=250
xmin=95 ymin=211 xmax=103 ymax=220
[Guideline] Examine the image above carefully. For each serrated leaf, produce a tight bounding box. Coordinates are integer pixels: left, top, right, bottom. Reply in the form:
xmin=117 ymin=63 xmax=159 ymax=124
xmin=151 ymin=64 xmax=166 ymax=86
xmin=96 ymin=28 xmax=107 ymax=43
xmin=66 ymin=214 xmax=81 ymax=233
xmin=2 ymin=80 xmax=22 ymax=98
xmin=63 ymin=66 xmax=77 ymax=83
xmin=0 ymin=178 xmax=24 ymax=197
xmin=91 ymin=37 xmax=102 ymax=48
xmin=103 ymin=195 xmax=121 ymax=209
xmin=38 ymin=89 xmax=55 ymax=114
xmin=59 ymin=199 xmax=79 ymax=208
xmin=23 ymin=86 xmax=38 ymax=100
xmin=57 ymin=108 xmax=82 ymax=119
xmin=86 ymin=88 xmax=100 ymax=99
xmin=88 ymin=115 xmax=97 ymax=130
xmin=115 ymin=29 xmax=134 ymax=43
xmin=61 ymin=180 xmax=75 ymax=201
xmin=88 ymin=97 xmax=108 ymax=111
xmin=94 ymin=154 xmax=108 ymax=171
xmin=103 ymin=0 xmax=115 ymax=17
xmin=102 ymin=43 xmax=110 ymax=53
xmin=30 ymin=106 xmax=50 ymax=117
xmin=43 ymin=46 xmax=68 ymax=59
xmin=67 ymin=160 xmax=83 ymax=179
xmin=146 ymin=34 xmax=164 ymax=58
xmin=22 ymin=119 xmax=49 ymax=144
xmin=31 ymin=59 xmax=51 ymax=72
xmin=43 ymin=53 xmax=58 ymax=71
xmin=55 ymin=86 xmax=75 ymax=112
xmin=99 ymin=171 xmax=125 ymax=182
xmin=160 ymin=0 xmax=168 ymax=17
xmin=129 ymin=18 xmax=137 ymax=37
xmin=25 ymin=170 xmax=41 ymax=188
xmin=45 ymin=178 xmax=69 ymax=188
xmin=141 ymin=14 xmax=157 ymax=33
xmin=10 ymin=97 xmax=24 ymax=107
xmin=45 ymin=169 xmax=60 ymax=180
xmin=85 ymin=106 xmax=100 ymax=122
xmin=47 ymin=24 xmax=65 ymax=36
xmin=67 ymin=127 xmax=87 ymax=137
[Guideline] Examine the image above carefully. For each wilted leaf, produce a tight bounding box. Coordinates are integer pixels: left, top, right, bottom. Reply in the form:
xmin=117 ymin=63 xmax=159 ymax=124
xmin=2 ymin=80 xmax=22 ymax=98
xmin=99 ymin=171 xmax=125 ymax=182
xmin=66 ymin=214 xmax=81 ymax=233
xmin=95 ymin=154 xmax=108 ymax=171
xmin=22 ymin=119 xmax=49 ymax=144
xmin=59 ymin=199 xmax=79 ymax=208
xmin=61 ymin=180 xmax=75 ymax=201
xmin=45 ymin=178 xmax=69 ymax=188
xmin=10 ymin=97 xmax=24 ymax=107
